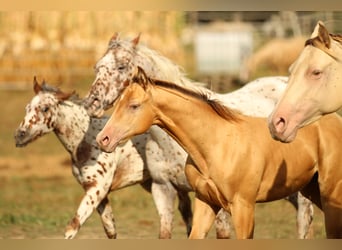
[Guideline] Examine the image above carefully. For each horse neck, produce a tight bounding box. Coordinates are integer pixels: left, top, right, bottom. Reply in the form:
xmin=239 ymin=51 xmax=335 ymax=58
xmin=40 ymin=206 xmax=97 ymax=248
xmin=325 ymin=40 xmax=342 ymax=105
xmin=54 ymin=101 xmax=90 ymax=154
xmin=150 ymin=85 xmax=238 ymax=172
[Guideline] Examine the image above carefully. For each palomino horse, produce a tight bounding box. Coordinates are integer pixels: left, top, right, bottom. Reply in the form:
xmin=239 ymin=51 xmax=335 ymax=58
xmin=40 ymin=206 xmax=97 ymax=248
xmin=83 ymin=33 xmax=314 ymax=238
xmin=97 ymin=67 xmax=342 ymax=239
xmin=14 ymin=78 xmax=197 ymax=239
xmin=268 ymin=21 xmax=342 ymax=142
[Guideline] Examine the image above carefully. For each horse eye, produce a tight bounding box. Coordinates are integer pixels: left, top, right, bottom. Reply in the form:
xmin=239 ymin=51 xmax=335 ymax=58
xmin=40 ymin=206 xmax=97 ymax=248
xmin=130 ymin=104 xmax=140 ymax=110
xmin=41 ymin=106 xmax=49 ymax=112
xmin=312 ymin=69 xmax=322 ymax=77
xmin=117 ymin=65 xmax=126 ymax=71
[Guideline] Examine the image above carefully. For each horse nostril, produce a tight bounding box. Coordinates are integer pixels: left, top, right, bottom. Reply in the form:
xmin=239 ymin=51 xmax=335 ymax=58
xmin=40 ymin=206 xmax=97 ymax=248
xmin=101 ymin=136 xmax=110 ymax=146
xmin=96 ymin=133 xmax=110 ymax=148
xmin=84 ymin=95 xmax=97 ymax=108
xmin=14 ymin=129 xmax=27 ymax=147
xmin=17 ymin=130 xmax=26 ymax=138
xmin=274 ymin=116 xmax=287 ymax=133
xmin=276 ymin=117 xmax=285 ymax=125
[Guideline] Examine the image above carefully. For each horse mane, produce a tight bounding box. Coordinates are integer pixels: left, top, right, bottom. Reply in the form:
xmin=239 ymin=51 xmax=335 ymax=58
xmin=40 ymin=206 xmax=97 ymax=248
xmin=331 ymin=34 xmax=342 ymax=45
xmin=136 ymin=45 xmax=196 ymax=86
xmin=40 ymin=83 xmax=81 ymax=104
xmin=154 ymin=79 xmax=239 ymax=122
xmin=132 ymin=69 xmax=239 ymax=122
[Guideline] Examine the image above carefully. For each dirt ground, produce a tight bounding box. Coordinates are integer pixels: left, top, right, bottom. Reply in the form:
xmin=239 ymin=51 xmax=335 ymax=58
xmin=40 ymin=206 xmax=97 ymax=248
xmin=0 ymin=155 xmax=71 ymax=178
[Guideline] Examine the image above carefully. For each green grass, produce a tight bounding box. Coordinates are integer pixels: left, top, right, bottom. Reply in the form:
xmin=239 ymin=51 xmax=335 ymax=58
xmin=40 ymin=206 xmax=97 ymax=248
xmin=0 ymin=175 xmax=182 ymax=239
xmin=0 ymin=174 xmax=326 ymax=239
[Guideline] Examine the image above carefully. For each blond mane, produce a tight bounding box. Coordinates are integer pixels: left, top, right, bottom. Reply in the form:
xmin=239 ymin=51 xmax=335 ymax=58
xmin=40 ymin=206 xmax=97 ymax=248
xmin=136 ymin=44 xmax=213 ymax=91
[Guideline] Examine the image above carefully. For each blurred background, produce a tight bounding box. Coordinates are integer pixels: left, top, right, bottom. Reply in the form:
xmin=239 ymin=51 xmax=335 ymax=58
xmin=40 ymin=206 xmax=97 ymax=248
xmin=0 ymin=11 xmax=341 ymax=91
xmin=0 ymin=11 xmax=341 ymax=238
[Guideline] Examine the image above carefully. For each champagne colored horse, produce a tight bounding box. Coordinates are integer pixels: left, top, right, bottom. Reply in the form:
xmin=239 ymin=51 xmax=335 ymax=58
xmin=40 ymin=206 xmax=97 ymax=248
xmin=268 ymin=21 xmax=342 ymax=142
xmin=97 ymin=67 xmax=342 ymax=239
xmin=83 ymin=33 xmax=314 ymax=238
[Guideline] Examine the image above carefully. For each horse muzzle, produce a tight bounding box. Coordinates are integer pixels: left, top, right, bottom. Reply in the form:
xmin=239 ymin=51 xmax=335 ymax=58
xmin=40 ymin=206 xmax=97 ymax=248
xmin=14 ymin=129 xmax=30 ymax=147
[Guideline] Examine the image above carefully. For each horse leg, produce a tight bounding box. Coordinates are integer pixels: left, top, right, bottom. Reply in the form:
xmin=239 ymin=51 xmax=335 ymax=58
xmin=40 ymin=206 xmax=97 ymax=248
xmin=188 ymin=196 xmax=219 ymax=239
xmin=176 ymin=190 xmax=193 ymax=236
xmin=64 ymin=185 xmax=110 ymax=239
xmin=230 ymin=198 xmax=255 ymax=239
xmin=215 ymin=209 xmax=233 ymax=239
xmin=320 ymin=181 xmax=342 ymax=238
xmin=322 ymin=200 xmax=342 ymax=238
xmin=151 ymin=181 xmax=177 ymax=239
xmin=285 ymin=192 xmax=314 ymax=239
xmin=96 ymin=196 xmax=117 ymax=239
xmin=296 ymin=192 xmax=314 ymax=239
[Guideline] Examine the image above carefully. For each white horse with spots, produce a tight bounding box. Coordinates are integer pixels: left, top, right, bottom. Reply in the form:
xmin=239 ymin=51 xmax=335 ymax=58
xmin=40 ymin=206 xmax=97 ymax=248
xmin=15 ymin=78 xmax=196 ymax=239
xmin=83 ymin=34 xmax=314 ymax=238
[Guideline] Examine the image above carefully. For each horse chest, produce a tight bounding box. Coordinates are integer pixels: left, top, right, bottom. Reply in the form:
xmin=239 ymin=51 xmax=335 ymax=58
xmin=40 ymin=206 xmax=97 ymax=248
xmin=111 ymin=140 xmax=148 ymax=190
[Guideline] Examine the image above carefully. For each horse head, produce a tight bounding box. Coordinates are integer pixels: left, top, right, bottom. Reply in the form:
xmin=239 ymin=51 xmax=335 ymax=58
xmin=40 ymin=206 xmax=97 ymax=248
xmin=268 ymin=21 xmax=342 ymax=142
xmin=83 ymin=33 xmax=141 ymax=117
xmin=14 ymin=77 xmax=74 ymax=147
xmin=83 ymin=32 xmax=193 ymax=118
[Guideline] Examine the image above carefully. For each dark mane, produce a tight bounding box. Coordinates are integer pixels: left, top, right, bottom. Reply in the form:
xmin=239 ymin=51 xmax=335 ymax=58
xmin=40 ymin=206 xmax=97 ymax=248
xmin=305 ymin=33 xmax=342 ymax=47
xmin=150 ymin=78 xmax=240 ymax=122
xmin=40 ymin=83 xmax=81 ymax=104
xmin=331 ymin=34 xmax=342 ymax=44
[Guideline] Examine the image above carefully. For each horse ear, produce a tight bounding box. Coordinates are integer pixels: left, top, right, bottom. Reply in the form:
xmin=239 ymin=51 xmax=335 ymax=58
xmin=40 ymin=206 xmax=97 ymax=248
xmin=108 ymin=32 xmax=119 ymax=45
xmin=317 ymin=22 xmax=331 ymax=49
xmin=131 ymin=33 xmax=141 ymax=47
xmin=33 ymin=76 xmax=42 ymax=94
xmin=310 ymin=21 xmax=322 ymax=38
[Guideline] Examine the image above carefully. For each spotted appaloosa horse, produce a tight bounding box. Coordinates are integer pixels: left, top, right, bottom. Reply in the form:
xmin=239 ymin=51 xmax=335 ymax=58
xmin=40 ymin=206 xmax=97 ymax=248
xmin=15 ymin=78 xmax=199 ymax=239
xmin=268 ymin=21 xmax=342 ymax=143
xmin=97 ymin=67 xmax=342 ymax=239
xmin=83 ymin=33 xmax=314 ymax=238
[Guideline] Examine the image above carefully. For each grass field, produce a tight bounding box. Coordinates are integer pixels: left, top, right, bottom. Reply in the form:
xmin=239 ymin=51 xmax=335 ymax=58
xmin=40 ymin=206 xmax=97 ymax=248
xmin=0 ymin=79 xmax=327 ymax=239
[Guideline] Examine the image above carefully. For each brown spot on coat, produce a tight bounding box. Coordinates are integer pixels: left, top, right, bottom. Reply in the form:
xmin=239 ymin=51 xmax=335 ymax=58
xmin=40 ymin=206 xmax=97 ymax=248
xmin=97 ymin=161 xmax=107 ymax=173
xmin=82 ymin=180 xmax=98 ymax=191
xmin=76 ymin=140 xmax=91 ymax=166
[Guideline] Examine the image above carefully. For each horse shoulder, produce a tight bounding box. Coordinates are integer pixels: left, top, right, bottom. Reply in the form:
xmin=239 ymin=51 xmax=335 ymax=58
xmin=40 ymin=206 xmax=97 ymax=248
xmin=111 ymin=139 xmax=147 ymax=190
